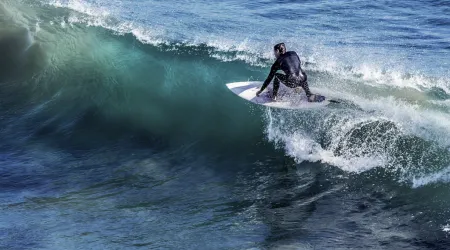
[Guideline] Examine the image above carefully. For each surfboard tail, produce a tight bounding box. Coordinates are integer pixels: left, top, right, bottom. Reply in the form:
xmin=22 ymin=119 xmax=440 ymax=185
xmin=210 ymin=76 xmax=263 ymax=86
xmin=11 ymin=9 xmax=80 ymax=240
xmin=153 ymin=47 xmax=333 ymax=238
xmin=309 ymin=94 xmax=326 ymax=102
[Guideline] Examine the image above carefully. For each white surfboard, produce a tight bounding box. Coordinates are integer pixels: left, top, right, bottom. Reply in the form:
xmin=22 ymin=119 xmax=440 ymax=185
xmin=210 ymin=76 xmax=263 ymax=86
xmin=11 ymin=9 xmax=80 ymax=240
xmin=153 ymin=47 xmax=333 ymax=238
xmin=226 ymin=81 xmax=330 ymax=109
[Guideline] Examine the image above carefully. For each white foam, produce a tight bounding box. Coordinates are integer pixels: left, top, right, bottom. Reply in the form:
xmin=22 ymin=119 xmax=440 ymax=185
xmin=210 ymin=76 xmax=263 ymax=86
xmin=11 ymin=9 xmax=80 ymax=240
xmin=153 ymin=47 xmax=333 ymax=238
xmin=48 ymin=0 xmax=110 ymax=17
xmin=412 ymin=166 xmax=450 ymax=188
xmin=353 ymin=96 xmax=450 ymax=147
xmin=266 ymin=110 xmax=388 ymax=173
xmin=309 ymin=57 xmax=450 ymax=94
xmin=428 ymin=99 xmax=450 ymax=109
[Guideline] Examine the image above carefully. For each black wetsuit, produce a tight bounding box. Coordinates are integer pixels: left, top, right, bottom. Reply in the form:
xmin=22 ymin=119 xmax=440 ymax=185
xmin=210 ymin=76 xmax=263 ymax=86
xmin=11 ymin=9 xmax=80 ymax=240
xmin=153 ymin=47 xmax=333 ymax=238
xmin=259 ymin=51 xmax=312 ymax=98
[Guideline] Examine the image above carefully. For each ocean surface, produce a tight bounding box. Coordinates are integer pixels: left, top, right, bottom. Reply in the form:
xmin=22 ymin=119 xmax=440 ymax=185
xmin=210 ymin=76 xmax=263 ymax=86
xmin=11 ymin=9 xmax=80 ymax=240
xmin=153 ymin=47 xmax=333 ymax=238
xmin=1 ymin=0 xmax=450 ymax=249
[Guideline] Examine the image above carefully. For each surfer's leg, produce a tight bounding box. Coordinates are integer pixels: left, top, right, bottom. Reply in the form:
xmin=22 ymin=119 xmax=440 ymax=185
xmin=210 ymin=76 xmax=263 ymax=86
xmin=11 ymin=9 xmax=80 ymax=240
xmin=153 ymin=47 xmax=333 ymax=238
xmin=299 ymin=80 xmax=312 ymax=98
xmin=298 ymin=81 xmax=325 ymax=102
xmin=285 ymin=75 xmax=300 ymax=88
xmin=273 ymin=73 xmax=287 ymax=98
xmin=273 ymin=77 xmax=279 ymax=97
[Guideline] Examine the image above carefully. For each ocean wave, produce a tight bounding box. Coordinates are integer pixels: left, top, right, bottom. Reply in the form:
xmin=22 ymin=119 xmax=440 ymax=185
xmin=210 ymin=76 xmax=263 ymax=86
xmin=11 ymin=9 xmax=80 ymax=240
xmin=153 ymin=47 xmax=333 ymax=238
xmin=3 ymin=0 xmax=449 ymax=188
xmin=43 ymin=0 xmax=450 ymax=94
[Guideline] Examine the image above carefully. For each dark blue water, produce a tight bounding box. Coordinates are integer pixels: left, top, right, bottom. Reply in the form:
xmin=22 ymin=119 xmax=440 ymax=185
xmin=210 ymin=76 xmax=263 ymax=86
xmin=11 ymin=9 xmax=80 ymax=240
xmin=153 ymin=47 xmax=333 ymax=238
xmin=1 ymin=0 xmax=450 ymax=249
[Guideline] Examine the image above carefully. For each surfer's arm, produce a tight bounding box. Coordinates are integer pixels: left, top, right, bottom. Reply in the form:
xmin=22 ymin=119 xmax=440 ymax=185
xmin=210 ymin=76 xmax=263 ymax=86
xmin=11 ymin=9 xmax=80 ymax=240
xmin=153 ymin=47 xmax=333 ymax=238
xmin=257 ymin=62 xmax=279 ymax=94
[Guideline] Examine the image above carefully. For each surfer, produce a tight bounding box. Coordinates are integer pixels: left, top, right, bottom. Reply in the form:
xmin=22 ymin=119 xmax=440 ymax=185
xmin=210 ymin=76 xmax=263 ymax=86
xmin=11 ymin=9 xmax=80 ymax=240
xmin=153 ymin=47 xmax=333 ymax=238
xmin=256 ymin=43 xmax=319 ymax=102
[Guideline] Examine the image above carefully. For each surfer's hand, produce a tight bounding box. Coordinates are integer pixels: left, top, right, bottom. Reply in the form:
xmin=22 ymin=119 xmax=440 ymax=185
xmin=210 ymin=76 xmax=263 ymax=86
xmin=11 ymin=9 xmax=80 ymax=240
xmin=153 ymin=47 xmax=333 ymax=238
xmin=256 ymin=90 xmax=262 ymax=96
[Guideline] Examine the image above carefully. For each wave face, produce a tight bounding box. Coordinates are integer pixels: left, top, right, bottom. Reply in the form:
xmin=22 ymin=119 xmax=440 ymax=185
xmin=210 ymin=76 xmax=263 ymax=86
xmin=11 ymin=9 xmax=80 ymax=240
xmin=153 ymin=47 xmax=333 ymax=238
xmin=1 ymin=0 xmax=450 ymax=249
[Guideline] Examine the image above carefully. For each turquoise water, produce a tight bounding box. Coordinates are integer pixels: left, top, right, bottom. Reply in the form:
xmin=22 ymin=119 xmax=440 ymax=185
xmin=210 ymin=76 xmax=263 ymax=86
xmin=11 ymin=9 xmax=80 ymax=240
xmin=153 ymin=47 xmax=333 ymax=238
xmin=1 ymin=0 xmax=450 ymax=249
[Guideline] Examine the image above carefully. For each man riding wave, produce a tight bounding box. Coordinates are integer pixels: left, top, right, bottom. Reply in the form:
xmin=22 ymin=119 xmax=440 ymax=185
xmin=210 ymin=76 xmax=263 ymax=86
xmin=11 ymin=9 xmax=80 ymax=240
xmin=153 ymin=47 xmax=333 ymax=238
xmin=256 ymin=43 xmax=321 ymax=102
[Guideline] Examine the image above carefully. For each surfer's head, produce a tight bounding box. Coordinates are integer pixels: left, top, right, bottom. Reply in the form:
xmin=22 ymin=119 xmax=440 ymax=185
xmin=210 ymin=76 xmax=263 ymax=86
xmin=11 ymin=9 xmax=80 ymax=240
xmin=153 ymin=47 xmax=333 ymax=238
xmin=273 ymin=43 xmax=286 ymax=58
